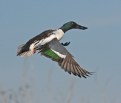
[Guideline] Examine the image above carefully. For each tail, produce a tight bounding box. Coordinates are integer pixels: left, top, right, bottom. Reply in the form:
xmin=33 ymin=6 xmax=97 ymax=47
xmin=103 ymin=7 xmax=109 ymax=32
xmin=17 ymin=44 xmax=33 ymax=57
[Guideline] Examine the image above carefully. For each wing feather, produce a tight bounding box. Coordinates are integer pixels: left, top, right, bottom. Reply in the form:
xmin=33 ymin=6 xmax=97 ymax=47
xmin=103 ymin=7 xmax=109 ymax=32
xmin=39 ymin=38 xmax=92 ymax=78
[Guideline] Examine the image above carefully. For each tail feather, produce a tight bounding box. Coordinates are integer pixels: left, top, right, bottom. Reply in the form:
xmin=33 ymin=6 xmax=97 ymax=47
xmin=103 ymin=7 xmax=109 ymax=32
xmin=17 ymin=44 xmax=33 ymax=57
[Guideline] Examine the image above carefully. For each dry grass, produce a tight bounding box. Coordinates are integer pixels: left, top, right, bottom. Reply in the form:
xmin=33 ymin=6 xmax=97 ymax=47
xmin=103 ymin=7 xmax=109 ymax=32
xmin=0 ymin=60 xmax=120 ymax=103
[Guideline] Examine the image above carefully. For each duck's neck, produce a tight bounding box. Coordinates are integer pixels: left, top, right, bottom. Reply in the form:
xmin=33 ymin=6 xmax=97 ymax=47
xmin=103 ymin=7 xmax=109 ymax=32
xmin=60 ymin=26 xmax=71 ymax=33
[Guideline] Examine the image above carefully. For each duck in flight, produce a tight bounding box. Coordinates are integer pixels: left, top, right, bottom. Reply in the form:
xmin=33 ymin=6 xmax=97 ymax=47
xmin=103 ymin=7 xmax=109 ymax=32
xmin=17 ymin=21 xmax=92 ymax=78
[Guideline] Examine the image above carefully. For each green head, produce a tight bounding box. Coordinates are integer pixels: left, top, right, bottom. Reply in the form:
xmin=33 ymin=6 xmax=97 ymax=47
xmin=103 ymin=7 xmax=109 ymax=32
xmin=60 ymin=21 xmax=88 ymax=33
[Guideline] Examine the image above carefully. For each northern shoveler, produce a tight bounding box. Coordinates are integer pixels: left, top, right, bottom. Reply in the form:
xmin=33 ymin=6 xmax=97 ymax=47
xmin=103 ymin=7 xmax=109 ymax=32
xmin=17 ymin=21 xmax=92 ymax=78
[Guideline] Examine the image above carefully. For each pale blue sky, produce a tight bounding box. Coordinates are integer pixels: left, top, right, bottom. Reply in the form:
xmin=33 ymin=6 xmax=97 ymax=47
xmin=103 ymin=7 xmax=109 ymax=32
xmin=0 ymin=0 xmax=121 ymax=103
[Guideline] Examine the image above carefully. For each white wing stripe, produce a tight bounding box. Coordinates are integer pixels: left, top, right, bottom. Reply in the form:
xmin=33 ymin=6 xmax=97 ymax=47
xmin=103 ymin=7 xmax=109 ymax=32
xmin=35 ymin=35 xmax=56 ymax=47
xmin=51 ymin=49 xmax=66 ymax=59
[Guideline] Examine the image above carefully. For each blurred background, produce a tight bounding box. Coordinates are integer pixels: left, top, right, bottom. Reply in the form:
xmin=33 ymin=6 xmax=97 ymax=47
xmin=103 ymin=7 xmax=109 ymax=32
xmin=0 ymin=0 xmax=121 ymax=103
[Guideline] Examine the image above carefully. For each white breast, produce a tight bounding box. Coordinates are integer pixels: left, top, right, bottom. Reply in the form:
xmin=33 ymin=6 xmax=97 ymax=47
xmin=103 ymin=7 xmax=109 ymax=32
xmin=53 ymin=29 xmax=64 ymax=40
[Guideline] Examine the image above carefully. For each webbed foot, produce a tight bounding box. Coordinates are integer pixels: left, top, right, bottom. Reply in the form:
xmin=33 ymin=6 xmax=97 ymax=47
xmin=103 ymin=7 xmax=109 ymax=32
xmin=61 ymin=42 xmax=70 ymax=46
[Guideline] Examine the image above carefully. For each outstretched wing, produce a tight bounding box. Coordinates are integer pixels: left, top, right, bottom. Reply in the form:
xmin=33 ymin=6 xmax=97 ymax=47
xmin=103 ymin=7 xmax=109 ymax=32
xmin=38 ymin=38 xmax=92 ymax=78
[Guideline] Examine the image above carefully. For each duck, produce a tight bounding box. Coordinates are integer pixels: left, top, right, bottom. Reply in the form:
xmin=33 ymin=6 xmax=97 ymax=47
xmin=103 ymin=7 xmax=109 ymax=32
xmin=17 ymin=21 xmax=92 ymax=78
